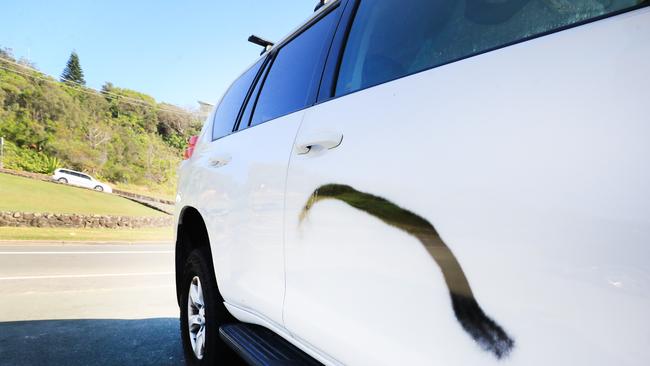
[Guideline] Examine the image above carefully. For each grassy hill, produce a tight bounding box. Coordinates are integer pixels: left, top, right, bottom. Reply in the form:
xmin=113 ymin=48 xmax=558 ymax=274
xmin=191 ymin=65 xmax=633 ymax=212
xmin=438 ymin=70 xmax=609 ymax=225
xmin=0 ymin=173 xmax=167 ymax=217
xmin=0 ymin=48 xmax=203 ymax=196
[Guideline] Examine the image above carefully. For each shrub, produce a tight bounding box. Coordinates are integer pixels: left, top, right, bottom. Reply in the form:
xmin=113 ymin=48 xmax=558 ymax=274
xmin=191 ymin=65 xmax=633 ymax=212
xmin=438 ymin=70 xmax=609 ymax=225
xmin=2 ymin=140 xmax=58 ymax=174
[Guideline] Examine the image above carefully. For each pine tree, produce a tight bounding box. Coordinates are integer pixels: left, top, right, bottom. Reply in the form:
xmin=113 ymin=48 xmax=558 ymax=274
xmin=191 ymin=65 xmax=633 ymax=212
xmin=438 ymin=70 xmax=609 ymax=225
xmin=60 ymin=51 xmax=86 ymax=85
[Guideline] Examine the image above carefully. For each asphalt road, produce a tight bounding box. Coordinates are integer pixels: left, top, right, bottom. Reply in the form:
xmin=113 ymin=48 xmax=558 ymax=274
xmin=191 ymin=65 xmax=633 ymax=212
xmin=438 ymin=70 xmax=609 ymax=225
xmin=0 ymin=242 xmax=184 ymax=366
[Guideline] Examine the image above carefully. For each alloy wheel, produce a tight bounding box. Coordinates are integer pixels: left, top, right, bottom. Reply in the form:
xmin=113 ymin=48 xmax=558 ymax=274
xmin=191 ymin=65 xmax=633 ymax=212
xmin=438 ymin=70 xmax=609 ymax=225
xmin=187 ymin=276 xmax=207 ymax=360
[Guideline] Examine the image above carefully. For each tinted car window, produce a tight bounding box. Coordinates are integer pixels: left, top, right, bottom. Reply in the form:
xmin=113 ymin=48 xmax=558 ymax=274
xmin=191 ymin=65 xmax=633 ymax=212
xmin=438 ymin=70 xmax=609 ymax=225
xmin=212 ymin=58 xmax=264 ymax=140
xmin=250 ymin=9 xmax=339 ymax=126
xmin=238 ymin=61 xmax=270 ymax=130
xmin=336 ymin=0 xmax=645 ymax=96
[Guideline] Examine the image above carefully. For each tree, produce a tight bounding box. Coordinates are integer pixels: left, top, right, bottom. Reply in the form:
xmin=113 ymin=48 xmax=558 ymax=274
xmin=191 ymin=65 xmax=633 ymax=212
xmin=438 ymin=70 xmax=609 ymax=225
xmin=0 ymin=47 xmax=15 ymax=61
xmin=101 ymin=82 xmax=114 ymax=95
xmin=156 ymin=103 xmax=197 ymax=137
xmin=1 ymin=64 xmax=192 ymax=195
xmin=61 ymin=51 xmax=86 ymax=85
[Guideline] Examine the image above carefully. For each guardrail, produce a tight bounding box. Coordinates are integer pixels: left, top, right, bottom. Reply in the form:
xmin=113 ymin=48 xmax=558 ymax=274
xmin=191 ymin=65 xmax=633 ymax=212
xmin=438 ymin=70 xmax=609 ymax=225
xmin=111 ymin=189 xmax=174 ymax=205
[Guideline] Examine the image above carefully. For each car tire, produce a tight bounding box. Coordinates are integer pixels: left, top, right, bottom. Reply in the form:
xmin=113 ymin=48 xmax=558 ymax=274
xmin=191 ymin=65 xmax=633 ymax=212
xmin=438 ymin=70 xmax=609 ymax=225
xmin=58 ymin=178 xmax=68 ymax=184
xmin=180 ymin=248 xmax=240 ymax=366
xmin=94 ymin=185 xmax=104 ymax=192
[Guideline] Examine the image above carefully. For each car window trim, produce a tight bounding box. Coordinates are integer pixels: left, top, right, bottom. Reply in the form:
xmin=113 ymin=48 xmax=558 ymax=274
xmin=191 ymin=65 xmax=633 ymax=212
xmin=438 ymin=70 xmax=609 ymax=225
xmin=209 ymin=0 xmax=345 ymax=141
xmin=210 ymin=83 xmax=233 ymax=141
xmin=246 ymin=0 xmax=344 ymax=129
xmin=243 ymin=53 xmax=275 ymax=129
xmin=317 ymin=0 xmax=650 ymax=104
xmin=316 ymin=0 xmax=357 ymax=103
xmin=211 ymin=57 xmax=266 ymax=141
xmin=237 ymin=0 xmax=345 ymax=131
xmin=232 ymin=56 xmax=271 ymax=132
xmin=237 ymin=59 xmax=270 ymax=131
xmin=267 ymin=0 xmax=342 ymax=55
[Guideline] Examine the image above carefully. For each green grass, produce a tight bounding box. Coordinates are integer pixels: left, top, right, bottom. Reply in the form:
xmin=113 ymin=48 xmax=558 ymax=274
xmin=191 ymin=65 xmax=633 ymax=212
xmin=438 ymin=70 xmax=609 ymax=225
xmin=0 ymin=226 xmax=174 ymax=242
xmin=0 ymin=173 xmax=167 ymax=217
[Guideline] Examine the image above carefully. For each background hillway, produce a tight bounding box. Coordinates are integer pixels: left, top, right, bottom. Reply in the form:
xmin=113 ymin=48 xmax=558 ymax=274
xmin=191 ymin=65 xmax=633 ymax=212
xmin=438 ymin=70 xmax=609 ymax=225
xmin=0 ymin=1 xmax=319 ymax=365
xmin=0 ymin=0 xmax=317 ymax=198
xmin=0 ymin=48 xmax=205 ymax=198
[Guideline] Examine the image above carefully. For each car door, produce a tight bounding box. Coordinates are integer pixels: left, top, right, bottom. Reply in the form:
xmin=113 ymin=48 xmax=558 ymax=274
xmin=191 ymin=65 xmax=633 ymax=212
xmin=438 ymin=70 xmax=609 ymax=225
xmin=283 ymin=1 xmax=650 ymax=365
xmin=69 ymin=172 xmax=85 ymax=187
xmin=58 ymin=170 xmax=74 ymax=185
xmin=189 ymin=4 xmax=343 ymax=328
xmin=79 ymin=174 xmax=93 ymax=189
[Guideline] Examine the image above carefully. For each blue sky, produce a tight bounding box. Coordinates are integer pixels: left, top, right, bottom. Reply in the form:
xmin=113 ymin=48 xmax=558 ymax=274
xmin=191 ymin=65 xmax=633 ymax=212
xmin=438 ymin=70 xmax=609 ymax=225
xmin=0 ymin=0 xmax=315 ymax=108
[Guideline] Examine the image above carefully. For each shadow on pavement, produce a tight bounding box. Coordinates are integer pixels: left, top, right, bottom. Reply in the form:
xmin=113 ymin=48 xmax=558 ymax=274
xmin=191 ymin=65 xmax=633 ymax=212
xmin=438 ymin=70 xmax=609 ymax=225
xmin=0 ymin=318 xmax=185 ymax=366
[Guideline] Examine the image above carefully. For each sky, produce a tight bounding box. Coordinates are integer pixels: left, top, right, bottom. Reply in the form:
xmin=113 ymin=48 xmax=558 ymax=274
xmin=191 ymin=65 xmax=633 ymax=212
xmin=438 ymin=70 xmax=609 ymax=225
xmin=0 ymin=0 xmax=316 ymax=108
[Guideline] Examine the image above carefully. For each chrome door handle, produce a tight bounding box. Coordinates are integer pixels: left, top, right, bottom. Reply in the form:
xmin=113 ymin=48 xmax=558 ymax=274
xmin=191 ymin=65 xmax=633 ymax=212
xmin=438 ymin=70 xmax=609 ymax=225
xmin=295 ymin=131 xmax=343 ymax=155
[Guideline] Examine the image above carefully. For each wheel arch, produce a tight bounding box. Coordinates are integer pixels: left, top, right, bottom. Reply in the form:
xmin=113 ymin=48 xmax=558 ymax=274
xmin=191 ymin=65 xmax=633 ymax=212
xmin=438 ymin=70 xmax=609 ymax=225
xmin=175 ymin=206 xmax=218 ymax=306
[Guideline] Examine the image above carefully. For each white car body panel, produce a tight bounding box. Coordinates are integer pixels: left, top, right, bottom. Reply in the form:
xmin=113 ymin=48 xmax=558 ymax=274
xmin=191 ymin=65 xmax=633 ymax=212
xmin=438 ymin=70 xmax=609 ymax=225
xmin=282 ymin=8 xmax=650 ymax=366
xmin=178 ymin=110 xmax=305 ymax=326
xmin=174 ymin=5 xmax=650 ymax=366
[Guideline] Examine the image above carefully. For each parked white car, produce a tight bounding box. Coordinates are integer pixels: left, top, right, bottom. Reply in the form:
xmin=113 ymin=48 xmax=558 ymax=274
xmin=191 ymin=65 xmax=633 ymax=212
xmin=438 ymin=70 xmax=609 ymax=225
xmin=174 ymin=1 xmax=650 ymax=365
xmin=52 ymin=168 xmax=112 ymax=193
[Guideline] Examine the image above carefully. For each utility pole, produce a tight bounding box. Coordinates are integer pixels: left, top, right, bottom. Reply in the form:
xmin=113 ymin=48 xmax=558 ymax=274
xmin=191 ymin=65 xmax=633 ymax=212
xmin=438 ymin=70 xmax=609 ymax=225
xmin=0 ymin=136 xmax=4 ymax=169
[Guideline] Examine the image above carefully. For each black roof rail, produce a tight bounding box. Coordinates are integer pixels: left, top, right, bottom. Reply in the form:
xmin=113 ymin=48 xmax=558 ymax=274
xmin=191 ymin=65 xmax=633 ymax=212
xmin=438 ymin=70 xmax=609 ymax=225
xmin=248 ymin=35 xmax=274 ymax=55
xmin=314 ymin=0 xmax=327 ymax=12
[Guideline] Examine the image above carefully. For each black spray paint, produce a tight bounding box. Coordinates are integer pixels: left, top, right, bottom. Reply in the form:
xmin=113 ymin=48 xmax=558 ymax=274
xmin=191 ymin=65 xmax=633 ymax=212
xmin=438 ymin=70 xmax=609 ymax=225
xmin=299 ymin=184 xmax=514 ymax=359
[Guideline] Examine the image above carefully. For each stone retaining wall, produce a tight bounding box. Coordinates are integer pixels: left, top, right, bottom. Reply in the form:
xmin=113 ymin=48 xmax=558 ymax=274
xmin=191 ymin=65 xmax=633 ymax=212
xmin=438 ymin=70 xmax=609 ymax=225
xmin=0 ymin=211 xmax=173 ymax=229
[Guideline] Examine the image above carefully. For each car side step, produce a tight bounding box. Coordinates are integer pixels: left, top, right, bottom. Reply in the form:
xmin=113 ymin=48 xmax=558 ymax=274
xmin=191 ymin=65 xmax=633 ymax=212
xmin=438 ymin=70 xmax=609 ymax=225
xmin=219 ymin=323 xmax=321 ymax=366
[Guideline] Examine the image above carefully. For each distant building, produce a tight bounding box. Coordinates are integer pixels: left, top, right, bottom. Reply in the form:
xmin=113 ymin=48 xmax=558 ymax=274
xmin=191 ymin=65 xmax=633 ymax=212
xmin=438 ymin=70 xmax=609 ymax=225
xmin=197 ymin=101 xmax=214 ymax=120
xmin=194 ymin=100 xmax=214 ymax=120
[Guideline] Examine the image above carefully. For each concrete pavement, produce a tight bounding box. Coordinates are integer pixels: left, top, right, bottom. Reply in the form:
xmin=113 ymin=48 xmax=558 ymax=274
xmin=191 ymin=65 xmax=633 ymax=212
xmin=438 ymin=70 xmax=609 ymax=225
xmin=0 ymin=242 xmax=185 ymax=365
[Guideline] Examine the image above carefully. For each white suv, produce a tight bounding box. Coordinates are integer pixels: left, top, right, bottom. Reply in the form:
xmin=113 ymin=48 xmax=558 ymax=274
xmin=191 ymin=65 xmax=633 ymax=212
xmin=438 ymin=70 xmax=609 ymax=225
xmin=52 ymin=168 xmax=113 ymax=193
xmin=174 ymin=1 xmax=650 ymax=365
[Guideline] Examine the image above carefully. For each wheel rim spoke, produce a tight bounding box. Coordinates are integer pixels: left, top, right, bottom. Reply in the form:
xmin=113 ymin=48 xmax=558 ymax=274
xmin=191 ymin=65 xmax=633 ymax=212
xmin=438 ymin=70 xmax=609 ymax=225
xmin=197 ymin=327 xmax=205 ymax=354
xmin=189 ymin=315 xmax=201 ymax=329
xmin=187 ymin=276 xmax=206 ymax=359
xmin=196 ymin=281 xmax=204 ymax=306
xmin=190 ymin=284 xmax=200 ymax=306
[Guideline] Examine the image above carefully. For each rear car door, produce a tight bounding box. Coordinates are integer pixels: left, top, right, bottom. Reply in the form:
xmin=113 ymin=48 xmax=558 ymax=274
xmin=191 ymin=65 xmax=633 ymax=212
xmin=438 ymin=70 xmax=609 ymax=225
xmin=283 ymin=1 xmax=650 ymax=365
xmin=79 ymin=174 xmax=93 ymax=189
xmin=69 ymin=172 xmax=85 ymax=187
xmin=186 ymin=4 xmax=343 ymax=328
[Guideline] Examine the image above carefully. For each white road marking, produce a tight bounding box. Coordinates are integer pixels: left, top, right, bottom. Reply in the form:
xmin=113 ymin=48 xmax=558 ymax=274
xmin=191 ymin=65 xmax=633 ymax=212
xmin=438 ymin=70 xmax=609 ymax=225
xmin=0 ymin=251 xmax=173 ymax=255
xmin=0 ymin=272 xmax=174 ymax=281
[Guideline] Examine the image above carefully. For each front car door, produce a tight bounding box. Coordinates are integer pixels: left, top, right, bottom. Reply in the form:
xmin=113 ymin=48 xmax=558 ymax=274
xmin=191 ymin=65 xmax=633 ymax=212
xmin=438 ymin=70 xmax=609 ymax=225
xmin=283 ymin=1 xmax=650 ymax=365
xmin=187 ymin=55 xmax=291 ymax=325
